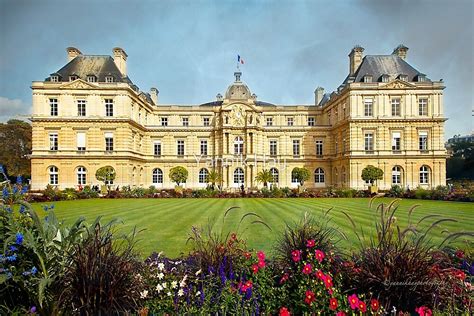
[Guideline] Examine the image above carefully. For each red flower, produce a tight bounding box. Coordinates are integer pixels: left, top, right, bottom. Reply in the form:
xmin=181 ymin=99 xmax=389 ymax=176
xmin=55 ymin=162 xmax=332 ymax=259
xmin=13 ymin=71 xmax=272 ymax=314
xmin=370 ymin=299 xmax=380 ymax=311
xmin=279 ymin=307 xmax=290 ymax=316
xmin=306 ymin=239 xmax=315 ymax=248
xmin=257 ymin=251 xmax=265 ymax=261
xmin=291 ymin=250 xmax=301 ymax=262
xmin=415 ymin=306 xmax=433 ymax=316
xmin=244 ymin=252 xmax=252 ymax=259
xmin=315 ymin=269 xmax=324 ymax=280
xmin=358 ymin=301 xmax=367 ymax=312
xmin=231 ymin=232 xmax=237 ymax=240
xmin=329 ymin=297 xmax=338 ymax=310
xmin=336 ymin=312 xmax=346 ymax=316
xmin=455 ymin=250 xmax=464 ymax=259
xmin=304 ymin=290 xmax=316 ymax=305
xmin=302 ymin=263 xmax=312 ymax=275
xmin=251 ymin=264 xmax=259 ymax=274
xmin=453 ymin=269 xmax=466 ymax=280
xmin=348 ymin=294 xmax=359 ymax=310
xmin=323 ymin=274 xmax=333 ymax=289
xmin=245 ymin=280 xmax=252 ymax=289
xmin=315 ymin=249 xmax=325 ymax=263
xmin=279 ymin=273 xmax=289 ymax=284
xmin=258 ymin=259 xmax=266 ymax=268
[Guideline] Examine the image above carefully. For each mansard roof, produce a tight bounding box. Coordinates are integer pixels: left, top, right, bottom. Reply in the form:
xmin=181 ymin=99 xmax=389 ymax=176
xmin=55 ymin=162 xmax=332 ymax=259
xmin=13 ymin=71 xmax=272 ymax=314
xmin=46 ymin=55 xmax=133 ymax=84
xmin=344 ymin=55 xmax=429 ymax=84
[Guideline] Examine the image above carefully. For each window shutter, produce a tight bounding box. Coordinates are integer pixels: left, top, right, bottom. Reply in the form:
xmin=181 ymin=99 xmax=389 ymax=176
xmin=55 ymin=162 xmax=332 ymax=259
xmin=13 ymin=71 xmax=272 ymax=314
xmin=77 ymin=132 xmax=86 ymax=147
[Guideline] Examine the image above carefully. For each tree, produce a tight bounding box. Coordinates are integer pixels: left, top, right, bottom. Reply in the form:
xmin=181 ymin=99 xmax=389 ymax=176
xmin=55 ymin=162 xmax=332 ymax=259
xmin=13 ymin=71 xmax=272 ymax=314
xmin=361 ymin=165 xmax=384 ymax=185
xmin=292 ymin=167 xmax=310 ymax=186
xmin=0 ymin=120 xmax=32 ymax=179
xmin=447 ymin=140 xmax=474 ymax=180
xmin=255 ymin=169 xmax=274 ymax=188
xmin=95 ymin=166 xmax=116 ymax=192
xmin=207 ymin=170 xmax=222 ymax=190
xmin=169 ymin=166 xmax=188 ymax=186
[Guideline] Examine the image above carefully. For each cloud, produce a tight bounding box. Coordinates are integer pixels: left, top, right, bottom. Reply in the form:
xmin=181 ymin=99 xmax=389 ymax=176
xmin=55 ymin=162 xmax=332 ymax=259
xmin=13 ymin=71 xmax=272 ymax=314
xmin=0 ymin=97 xmax=31 ymax=122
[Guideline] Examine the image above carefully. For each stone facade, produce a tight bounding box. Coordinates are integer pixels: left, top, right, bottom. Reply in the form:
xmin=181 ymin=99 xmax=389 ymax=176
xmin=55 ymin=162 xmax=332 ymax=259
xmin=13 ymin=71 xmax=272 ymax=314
xmin=30 ymin=45 xmax=447 ymax=190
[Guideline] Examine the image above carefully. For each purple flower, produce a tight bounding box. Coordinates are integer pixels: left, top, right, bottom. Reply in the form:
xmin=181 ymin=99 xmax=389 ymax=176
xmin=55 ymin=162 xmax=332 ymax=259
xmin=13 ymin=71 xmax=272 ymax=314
xmin=30 ymin=306 xmax=37 ymax=313
xmin=16 ymin=176 xmax=22 ymax=184
xmin=19 ymin=205 xmax=26 ymax=214
xmin=7 ymin=254 xmax=17 ymax=262
xmin=469 ymin=263 xmax=474 ymax=276
xmin=31 ymin=266 xmax=38 ymax=274
xmin=2 ymin=187 xmax=9 ymax=198
xmin=13 ymin=186 xmax=18 ymax=194
xmin=15 ymin=232 xmax=23 ymax=245
xmin=21 ymin=186 xmax=28 ymax=194
xmin=9 ymin=245 xmax=17 ymax=252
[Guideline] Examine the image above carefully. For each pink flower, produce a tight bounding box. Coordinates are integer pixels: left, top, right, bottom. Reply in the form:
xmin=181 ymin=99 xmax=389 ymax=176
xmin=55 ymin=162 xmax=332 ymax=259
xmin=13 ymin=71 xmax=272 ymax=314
xmin=336 ymin=312 xmax=346 ymax=316
xmin=279 ymin=307 xmax=290 ymax=316
xmin=291 ymin=250 xmax=301 ymax=262
xmin=358 ymin=301 xmax=367 ymax=313
xmin=279 ymin=273 xmax=289 ymax=284
xmin=323 ymin=274 xmax=333 ymax=288
xmin=315 ymin=269 xmax=324 ymax=280
xmin=371 ymin=299 xmax=380 ymax=311
xmin=304 ymin=290 xmax=315 ymax=305
xmin=257 ymin=251 xmax=265 ymax=261
xmin=348 ymin=294 xmax=359 ymax=310
xmin=315 ymin=249 xmax=325 ymax=263
xmin=258 ymin=259 xmax=266 ymax=268
xmin=302 ymin=263 xmax=312 ymax=274
xmin=329 ymin=297 xmax=338 ymax=310
xmin=416 ymin=306 xmax=433 ymax=316
xmin=251 ymin=264 xmax=259 ymax=274
xmin=306 ymin=239 xmax=315 ymax=248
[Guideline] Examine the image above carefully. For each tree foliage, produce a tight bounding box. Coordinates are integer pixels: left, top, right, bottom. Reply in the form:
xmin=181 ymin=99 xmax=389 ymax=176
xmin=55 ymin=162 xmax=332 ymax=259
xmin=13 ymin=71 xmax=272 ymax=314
xmin=361 ymin=165 xmax=384 ymax=184
xmin=95 ymin=166 xmax=116 ymax=187
xmin=206 ymin=170 xmax=222 ymax=189
xmin=0 ymin=120 xmax=32 ymax=178
xmin=255 ymin=169 xmax=274 ymax=187
xmin=292 ymin=167 xmax=310 ymax=186
xmin=447 ymin=140 xmax=474 ymax=180
xmin=169 ymin=166 xmax=188 ymax=186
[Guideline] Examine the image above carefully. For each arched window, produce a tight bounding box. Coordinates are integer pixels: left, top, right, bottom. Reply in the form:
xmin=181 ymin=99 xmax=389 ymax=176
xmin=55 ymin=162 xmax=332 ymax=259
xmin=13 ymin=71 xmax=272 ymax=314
xmin=152 ymin=168 xmax=163 ymax=184
xmin=132 ymin=167 xmax=137 ymax=185
xmin=199 ymin=168 xmax=209 ymax=184
xmin=392 ymin=166 xmax=402 ymax=185
xmin=234 ymin=168 xmax=244 ymax=184
xmin=333 ymin=167 xmax=338 ymax=184
xmin=77 ymin=166 xmax=86 ymax=185
xmin=270 ymin=168 xmax=279 ymax=183
xmin=234 ymin=136 xmax=244 ymax=155
xmin=49 ymin=166 xmax=58 ymax=185
xmin=291 ymin=168 xmax=299 ymax=183
xmin=420 ymin=165 xmax=430 ymax=184
xmin=314 ymin=168 xmax=325 ymax=183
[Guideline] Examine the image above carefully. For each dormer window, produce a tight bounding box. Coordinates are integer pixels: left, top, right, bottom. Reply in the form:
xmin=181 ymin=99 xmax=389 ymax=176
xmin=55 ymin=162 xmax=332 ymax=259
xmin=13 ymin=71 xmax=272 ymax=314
xmin=381 ymin=74 xmax=390 ymax=83
xmin=417 ymin=74 xmax=426 ymax=82
xmin=69 ymin=75 xmax=78 ymax=81
xmin=87 ymin=75 xmax=97 ymax=83
xmin=399 ymin=74 xmax=408 ymax=82
xmin=50 ymin=75 xmax=59 ymax=82
xmin=363 ymin=75 xmax=373 ymax=83
xmin=105 ymin=76 xmax=114 ymax=83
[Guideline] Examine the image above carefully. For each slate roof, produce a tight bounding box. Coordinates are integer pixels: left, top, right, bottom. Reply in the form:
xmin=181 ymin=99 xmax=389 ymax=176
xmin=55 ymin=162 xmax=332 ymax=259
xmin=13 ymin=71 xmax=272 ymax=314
xmin=46 ymin=55 xmax=133 ymax=84
xmin=343 ymin=55 xmax=429 ymax=84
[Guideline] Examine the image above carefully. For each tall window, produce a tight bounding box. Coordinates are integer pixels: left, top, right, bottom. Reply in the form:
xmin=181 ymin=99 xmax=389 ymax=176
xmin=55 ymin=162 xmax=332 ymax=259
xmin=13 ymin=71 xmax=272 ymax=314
xmin=270 ymin=168 xmax=279 ymax=184
xmin=419 ymin=131 xmax=428 ymax=151
xmin=364 ymin=132 xmax=374 ymax=152
xmin=234 ymin=136 xmax=243 ymax=155
xmin=420 ymin=166 xmax=430 ymax=184
xmin=153 ymin=141 xmax=161 ymax=156
xmin=233 ymin=168 xmax=244 ymax=184
xmin=177 ymin=140 xmax=185 ymax=156
xmin=307 ymin=117 xmax=315 ymax=126
xmin=364 ymin=99 xmax=373 ymax=117
xmin=161 ymin=117 xmax=168 ymax=126
xmin=105 ymin=132 xmax=114 ymax=151
xmin=269 ymin=140 xmax=277 ymax=156
xmin=293 ymin=140 xmax=300 ymax=156
xmin=314 ymin=168 xmax=325 ymax=183
xmin=77 ymin=132 xmax=86 ymax=151
xmin=199 ymin=168 xmax=209 ymax=184
xmin=50 ymin=98 xmax=58 ymax=116
xmin=392 ymin=166 xmax=402 ymax=185
xmin=77 ymin=100 xmax=86 ymax=116
xmin=49 ymin=133 xmax=58 ymax=151
xmin=77 ymin=166 xmax=86 ymax=185
xmin=316 ymin=140 xmax=323 ymax=156
xmin=49 ymin=166 xmax=58 ymax=185
xmin=182 ymin=117 xmax=189 ymax=126
xmin=418 ymin=98 xmax=428 ymax=116
xmin=203 ymin=117 xmax=210 ymax=126
xmin=200 ymin=140 xmax=208 ymax=156
xmin=391 ymin=98 xmax=401 ymax=116
xmin=392 ymin=132 xmax=401 ymax=151
xmin=105 ymin=99 xmax=114 ymax=117
xmin=152 ymin=168 xmax=163 ymax=184
xmin=266 ymin=117 xmax=273 ymax=126
xmin=287 ymin=117 xmax=294 ymax=126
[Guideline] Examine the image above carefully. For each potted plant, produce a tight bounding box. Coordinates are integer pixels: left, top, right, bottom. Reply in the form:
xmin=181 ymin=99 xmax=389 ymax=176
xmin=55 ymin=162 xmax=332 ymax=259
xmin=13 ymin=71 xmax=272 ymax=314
xmin=361 ymin=165 xmax=384 ymax=194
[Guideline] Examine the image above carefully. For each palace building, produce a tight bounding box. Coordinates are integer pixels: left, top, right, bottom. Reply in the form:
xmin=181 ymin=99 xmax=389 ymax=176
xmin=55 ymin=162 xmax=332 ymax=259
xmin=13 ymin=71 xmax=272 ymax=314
xmin=30 ymin=45 xmax=447 ymax=190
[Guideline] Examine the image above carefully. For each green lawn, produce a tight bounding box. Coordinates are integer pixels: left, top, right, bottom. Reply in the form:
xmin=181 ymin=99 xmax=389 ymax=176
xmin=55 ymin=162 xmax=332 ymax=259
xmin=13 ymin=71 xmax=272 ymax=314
xmin=34 ymin=198 xmax=474 ymax=258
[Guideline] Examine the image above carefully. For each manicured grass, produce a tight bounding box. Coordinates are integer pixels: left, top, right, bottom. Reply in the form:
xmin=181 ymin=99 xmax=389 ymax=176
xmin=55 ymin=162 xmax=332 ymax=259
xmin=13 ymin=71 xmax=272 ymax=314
xmin=33 ymin=198 xmax=474 ymax=258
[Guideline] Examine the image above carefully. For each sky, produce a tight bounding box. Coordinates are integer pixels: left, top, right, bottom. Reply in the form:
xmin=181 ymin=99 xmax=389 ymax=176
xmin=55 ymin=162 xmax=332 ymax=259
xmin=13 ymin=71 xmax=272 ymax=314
xmin=0 ymin=0 xmax=472 ymax=139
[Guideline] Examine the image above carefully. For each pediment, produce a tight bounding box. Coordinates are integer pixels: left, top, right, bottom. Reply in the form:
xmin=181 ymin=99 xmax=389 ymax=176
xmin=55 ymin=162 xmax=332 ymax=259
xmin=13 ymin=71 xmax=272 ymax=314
xmin=59 ymin=79 xmax=97 ymax=90
xmin=381 ymin=79 xmax=416 ymax=89
xmin=221 ymin=101 xmax=259 ymax=112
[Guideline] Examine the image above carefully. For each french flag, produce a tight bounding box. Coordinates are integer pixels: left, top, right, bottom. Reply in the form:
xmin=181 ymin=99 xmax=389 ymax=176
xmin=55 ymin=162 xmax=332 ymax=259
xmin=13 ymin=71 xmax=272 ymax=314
xmin=237 ymin=55 xmax=244 ymax=64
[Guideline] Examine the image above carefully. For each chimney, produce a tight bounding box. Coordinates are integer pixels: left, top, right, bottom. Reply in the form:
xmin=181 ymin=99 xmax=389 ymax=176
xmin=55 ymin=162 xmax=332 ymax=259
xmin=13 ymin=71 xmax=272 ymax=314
xmin=113 ymin=47 xmax=128 ymax=77
xmin=314 ymin=87 xmax=324 ymax=106
xmin=348 ymin=45 xmax=364 ymax=76
xmin=150 ymin=87 xmax=159 ymax=105
xmin=66 ymin=47 xmax=82 ymax=62
xmin=392 ymin=44 xmax=408 ymax=60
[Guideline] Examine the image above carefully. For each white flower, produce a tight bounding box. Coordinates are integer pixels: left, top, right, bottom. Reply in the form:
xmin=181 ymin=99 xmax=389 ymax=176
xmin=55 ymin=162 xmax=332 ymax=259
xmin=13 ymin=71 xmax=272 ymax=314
xmin=157 ymin=272 xmax=164 ymax=280
xmin=167 ymin=291 xmax=172 ymax=296
xmin=162 ymin=282 xmax=167 ymax=288
xmin=171 ymin=281 xmax=178 ymax=289
xmin=140 ymin=290 xmax=148 ymax=299
xmin=196 ymin=291 xmax=201 ymax=296
xmin=195 ymin=269 xmax=202 ymax=276
xmin=158 ymin=262 xmax=165 ymax=271
xmin=180 ymin=274 xmax=188 ymax=288
xmin=156 ymin=284 xmax=163 ymax=293
xmin=178 ymin=289 xmax=184 ymax=297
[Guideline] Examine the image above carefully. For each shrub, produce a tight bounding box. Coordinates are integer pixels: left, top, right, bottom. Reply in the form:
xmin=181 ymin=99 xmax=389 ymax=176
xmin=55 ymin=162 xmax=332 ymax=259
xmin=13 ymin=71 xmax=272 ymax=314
xmin=431 ymin=185 xmax=449 ymax=200
xmin=77 ymin=185 xmax=99 ymax=199
xmin=361 ymin=165 xmax=383 ymax=185
xmin=42 ymin=184 xmax=62 ymax=201
xmin=414 ymin=187 xmax=430 ymax=199
xmin=387 ymin=185 xmax=404 ymax=197
xmin=62 ymin=187 xmax=78 ymax=200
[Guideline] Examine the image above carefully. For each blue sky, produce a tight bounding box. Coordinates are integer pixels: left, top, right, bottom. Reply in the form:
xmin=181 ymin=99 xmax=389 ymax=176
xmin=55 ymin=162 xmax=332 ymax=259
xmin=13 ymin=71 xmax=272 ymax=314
xmin=0 ymin=0 xmax=472 ymax=138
